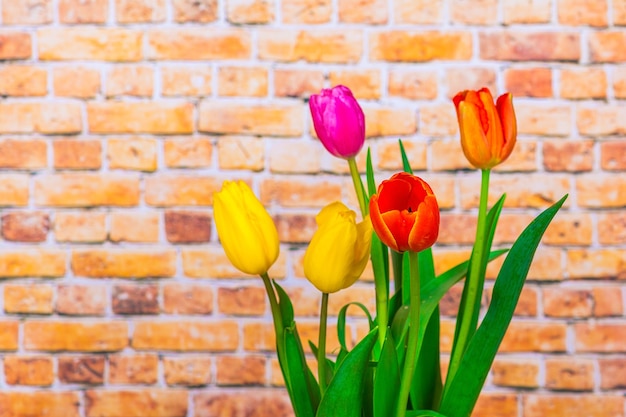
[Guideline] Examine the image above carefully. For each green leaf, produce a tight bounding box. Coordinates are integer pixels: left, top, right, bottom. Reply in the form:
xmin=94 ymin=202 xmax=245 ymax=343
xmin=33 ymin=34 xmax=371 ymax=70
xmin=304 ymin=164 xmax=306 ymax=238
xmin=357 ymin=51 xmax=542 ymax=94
xmin=316 ymin=328 xmax=379 ymax=417
xmin=374 ymin=332 xmax=400 ymax=417
xmin=405 ymin=410 xmax=450 ymax=417
xmin=439 ymin=195 xmax=567 ymax=417
xmin=366 ymin=148 xmax=377 ymax=198
xmin=308 ymin=340 xmax=335 ymax=385
xmin=399 ymin=139 xmax=413 ymax=175
xmin=285 ymin=326 xmax=317 ymax=417
xmin=337 ymin=302 xmax=374 ymax=352
xmin=274 ymin=281 xmax=295 ymax=326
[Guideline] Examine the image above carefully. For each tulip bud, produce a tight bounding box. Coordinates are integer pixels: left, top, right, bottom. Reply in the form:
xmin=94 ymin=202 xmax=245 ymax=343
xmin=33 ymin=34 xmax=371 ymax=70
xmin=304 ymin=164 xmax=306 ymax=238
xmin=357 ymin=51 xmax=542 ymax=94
xmin=369 ymin=172 xmax=439 ymax=253
xmin=304 ymin=202 xmax=372 ymax=293
xmin=213 ymin=180 xmax=279 ymax=276
xmin=309 ymin=85 xmax=366 ymax=159
xmin=453 ymin=88 xmax=517 ymax=170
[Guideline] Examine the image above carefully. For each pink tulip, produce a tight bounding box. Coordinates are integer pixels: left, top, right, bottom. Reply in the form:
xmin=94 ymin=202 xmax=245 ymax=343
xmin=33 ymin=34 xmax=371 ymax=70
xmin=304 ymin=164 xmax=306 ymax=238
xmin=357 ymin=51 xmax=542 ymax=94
xmin=309 ymin=85 xmax=366 ymax=159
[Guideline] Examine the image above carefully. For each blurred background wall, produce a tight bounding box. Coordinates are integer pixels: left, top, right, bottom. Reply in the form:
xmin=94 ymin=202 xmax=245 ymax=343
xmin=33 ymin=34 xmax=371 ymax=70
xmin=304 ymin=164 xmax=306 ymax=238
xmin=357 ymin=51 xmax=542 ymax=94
xmin=0 ymin=0 xmax=624 ymax=416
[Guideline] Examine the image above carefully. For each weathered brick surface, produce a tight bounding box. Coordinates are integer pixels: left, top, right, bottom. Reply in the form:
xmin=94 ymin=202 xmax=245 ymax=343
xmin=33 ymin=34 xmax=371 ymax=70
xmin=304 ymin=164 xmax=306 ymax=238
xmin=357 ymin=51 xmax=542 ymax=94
xmin=0 ymin=1 xmax=623 ymax=415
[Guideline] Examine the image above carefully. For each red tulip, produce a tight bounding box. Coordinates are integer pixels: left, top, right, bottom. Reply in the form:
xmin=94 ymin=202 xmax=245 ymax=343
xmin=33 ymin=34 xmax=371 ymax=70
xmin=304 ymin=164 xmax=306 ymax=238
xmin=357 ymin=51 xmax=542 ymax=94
xmin=369 ymin=172 xmax=440 ymax=253
xmin=453 ymin=88 xmax=517 ymax=170
xmin=309 ymin=85 xmax=365 ymax=159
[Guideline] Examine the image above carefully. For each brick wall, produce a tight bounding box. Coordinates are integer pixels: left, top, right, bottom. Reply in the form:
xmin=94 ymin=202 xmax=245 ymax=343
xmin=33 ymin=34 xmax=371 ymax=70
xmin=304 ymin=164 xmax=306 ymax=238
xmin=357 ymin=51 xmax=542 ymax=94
xmin=0 ymin=0 xmax=624 ymax=416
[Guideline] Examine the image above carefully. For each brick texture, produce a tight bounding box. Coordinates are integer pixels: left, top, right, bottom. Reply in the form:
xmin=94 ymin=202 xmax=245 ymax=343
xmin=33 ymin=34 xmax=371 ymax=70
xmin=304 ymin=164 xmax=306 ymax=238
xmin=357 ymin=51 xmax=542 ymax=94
xmin=0 ymin=1 xmax=623 ymax=416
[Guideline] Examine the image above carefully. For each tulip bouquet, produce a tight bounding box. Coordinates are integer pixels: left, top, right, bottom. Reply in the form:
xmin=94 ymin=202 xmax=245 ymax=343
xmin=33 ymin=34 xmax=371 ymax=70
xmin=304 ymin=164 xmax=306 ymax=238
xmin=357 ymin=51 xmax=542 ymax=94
xmin=213 ymin=86 xmax=567 ymax=417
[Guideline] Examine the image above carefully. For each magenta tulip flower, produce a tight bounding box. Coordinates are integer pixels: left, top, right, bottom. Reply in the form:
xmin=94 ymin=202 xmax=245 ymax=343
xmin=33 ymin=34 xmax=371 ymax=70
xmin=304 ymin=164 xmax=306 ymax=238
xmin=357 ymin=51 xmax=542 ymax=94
xmin=309 ymin=85 xmax=366 ymax=159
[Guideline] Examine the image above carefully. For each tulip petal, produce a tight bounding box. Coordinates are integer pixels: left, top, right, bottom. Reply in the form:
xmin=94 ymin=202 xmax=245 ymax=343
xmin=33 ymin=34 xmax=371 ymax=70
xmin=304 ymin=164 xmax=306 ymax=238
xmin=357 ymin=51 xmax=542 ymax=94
xmin=458 ymin=101 xmax=492 ymax=169
xmin=496 ymin=93 xmax=517 ymax=163
xmin=369 ymin=194 xmax=400 ymax=252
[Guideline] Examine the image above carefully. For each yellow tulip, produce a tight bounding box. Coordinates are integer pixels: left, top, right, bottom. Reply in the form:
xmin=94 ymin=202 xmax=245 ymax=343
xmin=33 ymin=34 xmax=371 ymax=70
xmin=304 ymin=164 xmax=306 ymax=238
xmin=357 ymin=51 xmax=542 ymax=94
xmin=213 ymin=180 xmax=279 ymax=276
xmin=304 ymin=202 xmax=372 ymax=293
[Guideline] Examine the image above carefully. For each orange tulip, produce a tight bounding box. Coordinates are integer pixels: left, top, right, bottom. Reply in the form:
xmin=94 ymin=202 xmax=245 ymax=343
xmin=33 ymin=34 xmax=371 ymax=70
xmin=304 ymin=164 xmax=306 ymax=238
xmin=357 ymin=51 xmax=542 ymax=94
xmin=453 ymin=88 xmax=517 ymax=170
xmin=369 ymin=172 xmax=440 ymax=253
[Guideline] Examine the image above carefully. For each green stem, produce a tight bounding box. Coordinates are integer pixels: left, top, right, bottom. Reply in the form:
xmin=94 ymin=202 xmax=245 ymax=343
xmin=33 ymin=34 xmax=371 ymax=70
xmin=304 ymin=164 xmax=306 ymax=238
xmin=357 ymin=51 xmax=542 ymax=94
xmin=391 ymin=250 xmax=404 ymax=301
xmin=318 ymin=292 xmax=329 ymax=394
xmin=261 ymin=272 xmax=286 ymax=367
xmin=445 ymin=169 xmax=491 ymax=389
xmin=395 ymin=251 xmax=420 ymax=417
xmin=348 ymin=157 xmax=368 ymax=216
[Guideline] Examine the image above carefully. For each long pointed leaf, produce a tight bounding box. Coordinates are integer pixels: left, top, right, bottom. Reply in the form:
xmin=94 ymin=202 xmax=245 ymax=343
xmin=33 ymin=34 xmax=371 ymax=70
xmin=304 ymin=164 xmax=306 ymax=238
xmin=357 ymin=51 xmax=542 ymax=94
xmin=285 ymin=326 xmax=317 ymax=417
xmin=366 ymin=148 xmax=377 ymax=197
xmin=316 ymin=328 xmax=379 ymax=417
xmin=439 ymin=195 xmax=567 ymax=417
xmin=374 ymin=332 xmax=400 ymax=417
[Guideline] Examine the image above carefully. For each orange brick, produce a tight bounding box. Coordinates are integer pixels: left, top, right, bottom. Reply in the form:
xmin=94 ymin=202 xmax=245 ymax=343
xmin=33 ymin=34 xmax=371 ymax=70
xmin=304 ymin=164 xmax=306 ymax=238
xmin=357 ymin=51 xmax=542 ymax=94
xmin=109 ymin=211 xmax=160 ymax=243
xmin=0 ymin=174 xmax=29 ymax=206
xmin=165 ymin=208 xmax=211 ymax=241
xmin=243 ymin=322 xmax=276 ymax=352
xmin=164 ymin=357 xmax=212 ymax=386
xmin=370 ymin=31 xmax=472 ymax=61
xmin=227 ymin=0 xmax=274 ymax=23
xmin=54 ymin=212 xmax=107 ymax=243
xmin=182 ymin=246 xmax=287 ymax=279
xmin=106 ymin=65 xmax=154 ymax=97
xmin=35 ymin=174 xmax=140 ymax=207
xmin=543 ymin=287 xmax=593 ymax=318
xmin=0 ymin=392 xmax=79 ymax=417
xmin=503 ymin=0 xmax=551 ymax=23
xmin=473 ymin=394 xmax=519 ymax=417
xmin=616 ymin=0 xmax=626 ymax=24
xmin=56 ymin=284 xmax=107 ymax=316
xmin=145 ymin=175 xmax=219 ymax=206
xmin=58 ymin=355 xmax=105 ymax=384
xmin=592 ymin=286 xmax=624 ymax=317
xmin=1 ymin=211 xmax=49 ymax=242
xmin=0 ymin=102 xmax=82 ymax=134
xmin=109 ymin=354 xmax=158 ymax=384
xmin=430 ymin=139 xmax=470 ymax=171
xmin=577 ymin=105 xmax=626 ymax=136
xmin=115 ymin=0 xmax=165 ymax=22
xmin=418 ymin=104 xmax=457 ymax=136
xmin=267 ymin=139 xmax=323 ymax=174
xmin=543 ymin=212 xmax=593 ymax=246
xmin=281 ymin=0 xmax=331 ymax=23
xmin=24 ymin=321 xmax=128 ymax=352
xmin=199 ymin=103 xmax=303 ymax=136
xmin=566 ymin=248 xmax=626 ymax=279
xmin=112 ymin=284 xmax=159 ymax=315
xmin=0 ymin=249 xmax=66 ymax=278
xmin=575 ymin=323 xmax=626 ymax=352
xmin=193 ymin=391 xmax=291 ymax=416
xmin=274 ymin=69 xmax=324 ymax=98
xmin=2 ymin=0 xmax=52 ymax=24
xmin=281 ymin=286 xmax=321 ymax=317
xmin=218 ymin=287 xmax=266 ymax=316
xmin=163 ymin=283 xmax=214 ymax=315
xmin=327 ymin=285 xmax=376 ymax=317
xmin=543 ymin=140 xmax=593 ymax=172
xmin=218 ymin=66 xmax=268 ymax=97
xmin=589 ymin=31 xmax=626 ymax=62
xmin=147 ymin=28 xmax=250 ymax=60
xmin=598 ymin=212 xmax=626 ymax=245
xmin=260 ymin=178 xmax=342 ymax=208
xmin=338 ymin=0 xmax=387 ymax=23
xmin=600 ymin=140 xmax=626 ymax=171
xmin=172 ymin=0 xmax=216 ymax=22
xmin=614 ymin=66 xmax=626 ymax=98
xmin=545 ymin=358 xmax=594 ymax=391
xmin=85 ymin=390 xmax=188 ymax=417
xmin=0 ymin=321 xmax=19 ymax=350
xmin=0 ymin=31 xmax=31 ymax=60
xmin=38 ymin=28 xmax=142 ymax=61
xmin=329 ymin=69 xmax=381 ymax=99
xmin=107 ymin=138 xmax=157 ymax=171
xmin=560 ymin=68 xmax=607 ymax=99
xmin=53 ymin=66 xmax=101 ymax=98
xmin=444 ymin=67 xmax=497 ymax=98
xmin=388 ymin=70 xmax=438 ymax=99
xmin=558 ymin=0 xmax=608 ymax=26
xmin=0 ymin=65 xmax=47 ymax=96
xmin=218 ymin=137 xmax=265 ymax=172
xmin=216 ymin=355 xmax=266 ymax=386
xmin=523 ymin=395 xmax=623 ymax=417
xmin=4 ymin=355 xmax=54 ymax=386
xmin=491 ymin=358 xmax=539 ymax=388
xmin=59 ymin=0 xmax=109 ymax=23
xmin=377 ymin=138 xmax=427 ymax=171
xmin=599 ymin=358 xmax=626 ymax=389
xmin=161 ymin=65 xmax=212 ymax=97
xmin=576 ymin=173 xmax=626 ymax=208
xmin=450 ymin=0 xmax=497 ymax=24
xmin=504 ymin=67 xmax=553 ymax=97
xmin=393 ymin=0 xmax=443 ymax=24
xmin=132 ymin=321 xmax=239 ymax=351
xmin=493 ymin=140 xmax=538 ymax=172
xmin=480 ymin=31 xmax=580 ymax=61
xmin=499 ymin=322 xmax=567 ymax=353
xmin=365 ymin=107 xmax=417 ymax=138
xmin=53 ymin=139 xmax=102 ymax=170
xmin=0 ymin=139 xmax=47 ymax=169
xmin=4 ymin=284 xmax=53 ymax=314
xmin=258 ymin=30 xmax=362 ymax=63
xmin=515 ymin=103 xmax=571 ymax=136
xmin=164 ymin=137 xmax=212 ymax=168
xmin=72 ymin=249 xmax=176 ymax=278
xmin=88 ymin=102 xmax=193 ymax=134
